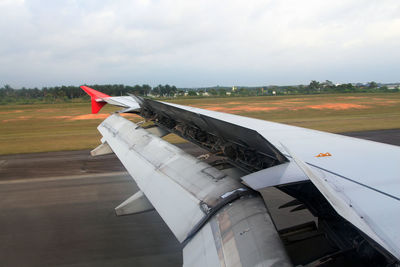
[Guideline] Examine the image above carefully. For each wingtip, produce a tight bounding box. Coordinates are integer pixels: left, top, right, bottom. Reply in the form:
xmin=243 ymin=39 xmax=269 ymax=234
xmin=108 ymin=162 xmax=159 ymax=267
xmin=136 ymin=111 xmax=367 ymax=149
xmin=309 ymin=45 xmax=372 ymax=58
xmin=80 ymin=85 xmax=110 ymax=114
xmin=91 ymin=99 xmax=107 ymax=114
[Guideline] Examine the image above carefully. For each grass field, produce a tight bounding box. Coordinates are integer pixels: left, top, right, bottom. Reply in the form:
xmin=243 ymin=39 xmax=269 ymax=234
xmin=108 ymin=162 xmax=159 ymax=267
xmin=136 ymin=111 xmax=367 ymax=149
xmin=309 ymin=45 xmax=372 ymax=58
xmin=1 ymin=93 xmax=400 ymax=155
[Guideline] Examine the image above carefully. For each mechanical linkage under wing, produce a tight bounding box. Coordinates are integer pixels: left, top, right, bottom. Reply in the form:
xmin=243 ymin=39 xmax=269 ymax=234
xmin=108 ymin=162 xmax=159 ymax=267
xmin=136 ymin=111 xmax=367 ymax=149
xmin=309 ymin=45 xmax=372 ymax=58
xmin=81 ymin=86 xmax=400 ymax=266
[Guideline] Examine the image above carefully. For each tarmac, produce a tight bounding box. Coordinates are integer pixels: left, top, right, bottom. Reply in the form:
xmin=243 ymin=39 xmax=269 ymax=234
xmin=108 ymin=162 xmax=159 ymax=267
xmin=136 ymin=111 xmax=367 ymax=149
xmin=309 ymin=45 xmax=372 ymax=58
xmin=0 ymin=129 xmax=399 ymax=267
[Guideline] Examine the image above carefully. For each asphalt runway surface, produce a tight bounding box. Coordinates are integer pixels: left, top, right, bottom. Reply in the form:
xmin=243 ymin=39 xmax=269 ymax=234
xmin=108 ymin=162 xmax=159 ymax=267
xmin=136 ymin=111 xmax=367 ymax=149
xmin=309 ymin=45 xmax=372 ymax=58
xmin=0 ymin=129 xmax=399 ymax=267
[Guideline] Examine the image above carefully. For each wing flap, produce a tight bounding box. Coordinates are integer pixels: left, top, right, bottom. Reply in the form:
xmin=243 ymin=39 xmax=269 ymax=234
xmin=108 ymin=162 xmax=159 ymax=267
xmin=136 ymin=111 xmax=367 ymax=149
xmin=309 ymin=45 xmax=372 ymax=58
xmin=98 ymin=114 xmax=246 ymax=242
xmin=242 ymin=161 xmax=308 ymax=190
xmin=183 ymin=196 xmax=291 ymax=267
xmin=283 ymin=144 xmax=400 ymax=260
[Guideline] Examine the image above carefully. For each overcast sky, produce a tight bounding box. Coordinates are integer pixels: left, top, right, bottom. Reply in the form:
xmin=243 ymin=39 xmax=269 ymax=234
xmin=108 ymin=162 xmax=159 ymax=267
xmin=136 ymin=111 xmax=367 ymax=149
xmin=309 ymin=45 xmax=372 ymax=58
xmin=0 ymin=0 xmax=399 ymax=88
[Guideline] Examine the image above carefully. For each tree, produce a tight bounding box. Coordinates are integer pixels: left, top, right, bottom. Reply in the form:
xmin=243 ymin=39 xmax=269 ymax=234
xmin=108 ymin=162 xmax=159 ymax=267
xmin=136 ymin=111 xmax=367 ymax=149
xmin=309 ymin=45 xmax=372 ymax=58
xmin=171 ymin=85 xmax=177 ymax=96
xmin=151 ymin=85 xmax=161 ymax=96
xmin=324 ymin=80 xmax=334 ymax=87
xmin=165 ymin=84 xmax=171 ymax=96
xmin=142 ymin=84 xmax=151 ymax=96
xmin=218 ymin=89 xmax=227 ymax=96
xmin=380 ymin=85 xmax=389 ymax=92
xmin=133 ymin=85 xmax=142 ymax=95
xmin=308 ymin=80 xmax=321 ymax=92
xmin=158 ymin=84 xmax=167 ymax=96
xmin=368 ymin=81 xmax=378 ymax=89
xmin=285 ymin=86 xmax=297 ymax=94
xmin=238 ymin=88 xmax=249 ymax=96
xmin=187 ymin=90 xmax=197 ymax=96
xmin=208 ymin=88 xmax=218 ymax=96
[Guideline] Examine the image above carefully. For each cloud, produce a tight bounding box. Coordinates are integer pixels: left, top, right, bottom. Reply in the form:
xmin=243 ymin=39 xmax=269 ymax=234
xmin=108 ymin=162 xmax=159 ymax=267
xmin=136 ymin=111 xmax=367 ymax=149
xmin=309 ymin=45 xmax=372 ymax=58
xmin=0 ymin=0 xmax=399 ymax=87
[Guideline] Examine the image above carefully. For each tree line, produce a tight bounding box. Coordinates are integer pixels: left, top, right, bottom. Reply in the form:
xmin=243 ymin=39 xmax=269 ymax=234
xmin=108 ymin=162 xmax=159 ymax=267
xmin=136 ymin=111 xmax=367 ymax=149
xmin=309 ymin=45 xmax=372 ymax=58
xmin=275 ymin=80 xmax=398 ymax=95
xmin=0 ymin=81 xmax=398 ymax=104
xmin=0 ymin=84 xmax=176 ymax=104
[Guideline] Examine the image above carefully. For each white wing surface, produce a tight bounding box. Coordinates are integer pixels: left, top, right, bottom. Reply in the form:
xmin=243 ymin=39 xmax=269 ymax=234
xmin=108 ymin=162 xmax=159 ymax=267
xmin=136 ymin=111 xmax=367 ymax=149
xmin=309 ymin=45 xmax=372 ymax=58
xmin=96 ymin=113 xmax=291 ymax=266
xmin=81 ymin=86 xmax=400 ymax=264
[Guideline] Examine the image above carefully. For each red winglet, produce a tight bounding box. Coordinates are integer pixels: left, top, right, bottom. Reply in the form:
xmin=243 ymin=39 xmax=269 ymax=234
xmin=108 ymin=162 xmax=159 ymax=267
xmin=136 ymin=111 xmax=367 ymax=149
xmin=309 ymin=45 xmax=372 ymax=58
xmin=80 ymin=86 xmax=110 ymax=114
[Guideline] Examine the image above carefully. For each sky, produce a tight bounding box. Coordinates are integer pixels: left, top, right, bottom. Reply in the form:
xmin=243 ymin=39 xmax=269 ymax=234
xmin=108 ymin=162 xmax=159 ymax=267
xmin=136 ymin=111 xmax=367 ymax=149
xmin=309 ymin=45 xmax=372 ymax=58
xmin=0 ymin=0 xmax=399 ymax=88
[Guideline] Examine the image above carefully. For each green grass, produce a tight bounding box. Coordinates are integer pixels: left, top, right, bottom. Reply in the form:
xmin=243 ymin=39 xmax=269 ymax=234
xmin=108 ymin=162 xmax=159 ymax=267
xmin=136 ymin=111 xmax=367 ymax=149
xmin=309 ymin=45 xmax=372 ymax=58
xmin=168 ymin=93 xmax=400 ymax=132
xmin=1 ymin=93 xmax=399 ymax=155
xmin=0 ymin=103 xmax=138 ymax=155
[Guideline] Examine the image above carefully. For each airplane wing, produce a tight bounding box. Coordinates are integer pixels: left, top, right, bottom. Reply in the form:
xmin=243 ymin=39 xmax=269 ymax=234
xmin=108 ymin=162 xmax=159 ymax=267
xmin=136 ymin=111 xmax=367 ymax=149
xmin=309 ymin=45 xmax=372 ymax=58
xmin=81 ymin=86 xmax=400 ymax=266
xmin=81 ymin=86 xmax=140 ymax=113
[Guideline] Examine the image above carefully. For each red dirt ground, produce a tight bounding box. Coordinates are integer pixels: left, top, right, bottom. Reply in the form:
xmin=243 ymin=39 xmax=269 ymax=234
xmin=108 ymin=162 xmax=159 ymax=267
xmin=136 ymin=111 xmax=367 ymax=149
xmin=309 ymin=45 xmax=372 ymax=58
xmin=202 ymin=103 xmax=369 ymax=113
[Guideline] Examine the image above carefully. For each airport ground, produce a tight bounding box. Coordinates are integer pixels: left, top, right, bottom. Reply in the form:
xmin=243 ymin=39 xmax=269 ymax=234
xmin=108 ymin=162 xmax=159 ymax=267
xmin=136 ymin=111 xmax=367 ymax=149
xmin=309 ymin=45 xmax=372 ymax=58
xmin=1 ymin=93 xmax=400 ymax=155
xmin=0 ymin=129 xmax=399 ymax=267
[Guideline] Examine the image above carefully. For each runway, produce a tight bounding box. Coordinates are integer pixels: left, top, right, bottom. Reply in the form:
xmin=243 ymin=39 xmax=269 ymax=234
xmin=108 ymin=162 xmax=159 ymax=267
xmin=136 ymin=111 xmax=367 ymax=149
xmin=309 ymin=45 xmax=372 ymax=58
xmin=0 ymin=129 xmax=399 ymax=266
xmin=0 ymin=173 xmax=182 ymax=267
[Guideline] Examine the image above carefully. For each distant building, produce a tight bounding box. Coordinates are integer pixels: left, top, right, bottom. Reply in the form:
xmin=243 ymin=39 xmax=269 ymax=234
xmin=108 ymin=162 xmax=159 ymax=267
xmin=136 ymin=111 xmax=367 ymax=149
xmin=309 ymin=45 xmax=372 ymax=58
xmin=386 ymin=84 xmax=400 ymax=90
